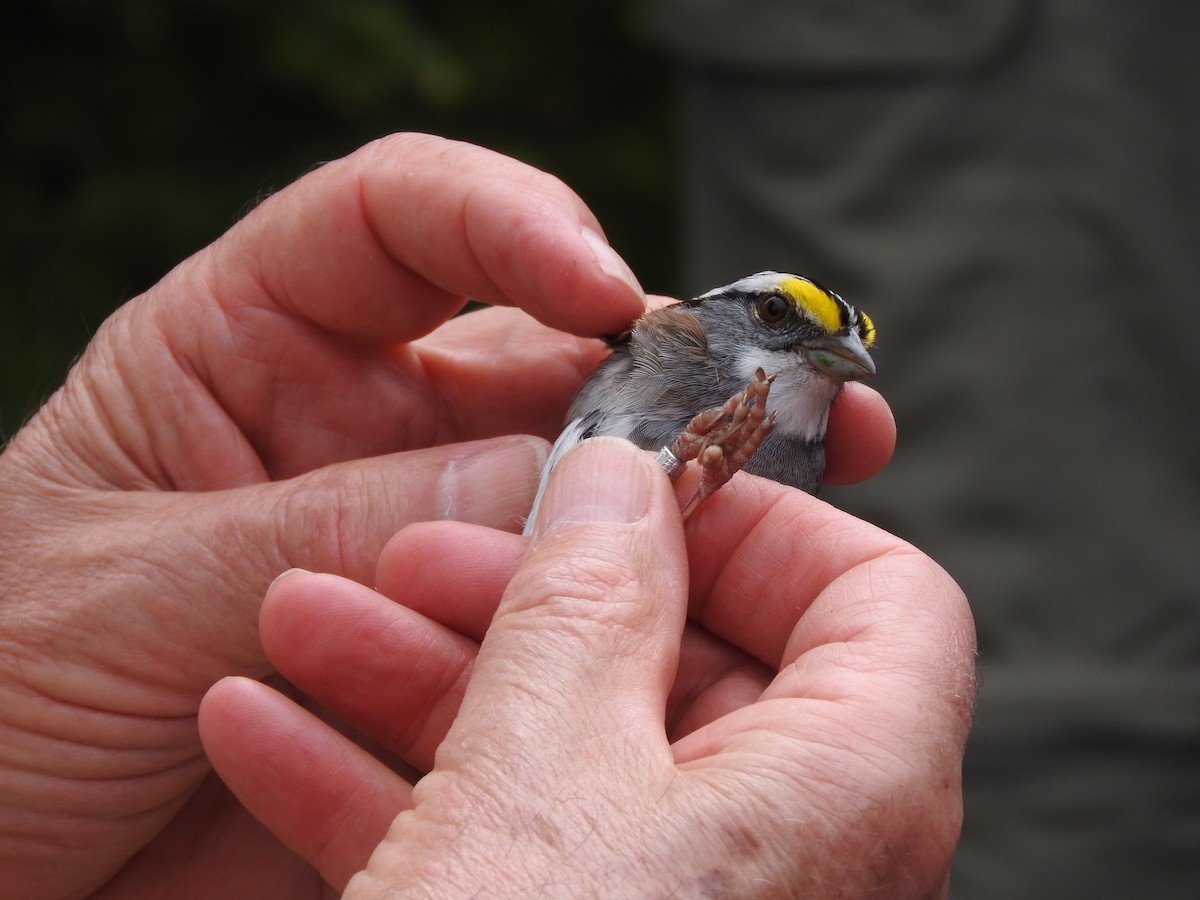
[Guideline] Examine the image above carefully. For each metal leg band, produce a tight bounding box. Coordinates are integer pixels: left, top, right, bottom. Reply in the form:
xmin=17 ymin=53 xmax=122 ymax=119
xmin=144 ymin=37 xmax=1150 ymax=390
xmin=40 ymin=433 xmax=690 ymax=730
xmin=655 ymin=446 xmax=686 ymax=482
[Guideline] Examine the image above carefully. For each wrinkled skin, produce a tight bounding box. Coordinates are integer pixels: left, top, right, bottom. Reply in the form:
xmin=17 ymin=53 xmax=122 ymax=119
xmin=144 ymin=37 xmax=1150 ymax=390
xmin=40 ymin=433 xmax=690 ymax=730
xmin=201 ymin=439 xmax=975 ymax=898
xmin=0 ymin=133 xmax=906 ymax=899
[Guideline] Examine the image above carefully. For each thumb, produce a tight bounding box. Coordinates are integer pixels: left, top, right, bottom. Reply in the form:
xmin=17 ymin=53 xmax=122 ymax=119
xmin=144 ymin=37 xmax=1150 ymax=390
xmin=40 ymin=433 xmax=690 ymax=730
xmin=193 ymin=434 xmax=550 ymax=678
xmin=267 ymin=435 xmax=548 ymax=587
xmin=6 ymin=435 xmax=548 ymax=707
xmin=432 ymin=437 xmax=687 ymax=783
xmin=347 ymin=439 xmax=690 ymax=895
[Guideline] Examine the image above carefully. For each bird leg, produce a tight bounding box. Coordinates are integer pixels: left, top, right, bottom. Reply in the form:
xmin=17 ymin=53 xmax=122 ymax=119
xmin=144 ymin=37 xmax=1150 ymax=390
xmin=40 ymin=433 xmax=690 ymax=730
xmin=661 ymin=368 xmax=776 ymax=518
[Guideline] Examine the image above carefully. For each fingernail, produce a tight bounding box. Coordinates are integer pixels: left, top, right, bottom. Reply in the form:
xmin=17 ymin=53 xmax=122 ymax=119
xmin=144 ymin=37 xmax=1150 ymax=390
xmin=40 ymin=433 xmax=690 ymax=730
xmin=531 ymin=438 xmax=649 ymax=540
xmin=269 ymin=567 xmax=312 ymax=590
xmin=581 ymin=227 xmax=645 ymax=306
xmin=438 ymin=437 xmax=550 ymax=527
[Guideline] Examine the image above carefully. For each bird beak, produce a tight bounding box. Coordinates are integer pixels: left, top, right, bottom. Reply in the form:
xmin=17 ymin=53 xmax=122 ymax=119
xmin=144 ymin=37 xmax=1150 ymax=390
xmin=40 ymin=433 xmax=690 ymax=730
xmin=803 ymin=330 xmax=877 ymax=382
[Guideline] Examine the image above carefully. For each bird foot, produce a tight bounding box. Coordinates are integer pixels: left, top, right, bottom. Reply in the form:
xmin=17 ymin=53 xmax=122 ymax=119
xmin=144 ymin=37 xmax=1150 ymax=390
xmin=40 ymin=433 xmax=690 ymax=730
xmin=662 ymin=368 xmax=776 ymax=518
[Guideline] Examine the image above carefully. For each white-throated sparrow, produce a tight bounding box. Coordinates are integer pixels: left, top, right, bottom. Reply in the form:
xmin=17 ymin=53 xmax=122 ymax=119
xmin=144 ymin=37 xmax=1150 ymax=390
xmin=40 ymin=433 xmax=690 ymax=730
xmin=525 ymin=271 xmax=876 ymax=531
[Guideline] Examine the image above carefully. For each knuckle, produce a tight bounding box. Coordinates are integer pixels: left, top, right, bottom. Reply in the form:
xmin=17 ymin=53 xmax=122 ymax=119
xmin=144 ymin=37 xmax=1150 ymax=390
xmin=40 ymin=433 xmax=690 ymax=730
xmin=275 ymin=464 xmax=397 ymax=583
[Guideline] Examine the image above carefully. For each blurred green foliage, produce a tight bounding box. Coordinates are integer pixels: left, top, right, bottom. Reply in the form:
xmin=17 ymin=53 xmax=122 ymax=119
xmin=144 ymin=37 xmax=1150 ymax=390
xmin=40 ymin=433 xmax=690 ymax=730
xmin=0 ymin=0 xmax=676 ymax=438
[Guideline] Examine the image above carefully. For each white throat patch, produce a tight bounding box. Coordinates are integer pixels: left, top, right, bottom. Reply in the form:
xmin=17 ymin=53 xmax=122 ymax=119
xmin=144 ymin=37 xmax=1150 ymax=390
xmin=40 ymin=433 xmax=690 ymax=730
xmin=735 ymin=350 xmax=839 ymax=443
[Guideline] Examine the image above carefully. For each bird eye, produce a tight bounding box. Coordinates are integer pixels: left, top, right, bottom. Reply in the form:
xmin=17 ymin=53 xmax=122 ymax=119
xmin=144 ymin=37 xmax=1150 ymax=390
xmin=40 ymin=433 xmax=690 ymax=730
xmin=756 ymin=294 xmax=790 ymax=325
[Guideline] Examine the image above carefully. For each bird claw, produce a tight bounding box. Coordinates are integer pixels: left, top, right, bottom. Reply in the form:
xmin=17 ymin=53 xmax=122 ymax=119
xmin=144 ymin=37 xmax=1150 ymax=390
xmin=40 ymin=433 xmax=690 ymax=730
xmin=663 ymin=368 xmax=776 ymax=518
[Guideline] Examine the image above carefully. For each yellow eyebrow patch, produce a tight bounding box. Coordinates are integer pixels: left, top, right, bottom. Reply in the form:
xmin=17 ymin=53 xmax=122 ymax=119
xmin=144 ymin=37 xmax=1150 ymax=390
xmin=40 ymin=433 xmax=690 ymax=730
xmin=781 ymin=276 xmax=842 ymax=333
xmin=859 ymin=312 xmax=876 ymax=346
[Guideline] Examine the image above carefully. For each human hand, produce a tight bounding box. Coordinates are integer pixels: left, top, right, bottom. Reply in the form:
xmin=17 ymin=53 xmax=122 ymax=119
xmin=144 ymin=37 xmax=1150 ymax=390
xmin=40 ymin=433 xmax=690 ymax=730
xmin=0 ymin=133 xmax=656 ymax=898
xmin=200 ymin=437 xmax=974 ymax=898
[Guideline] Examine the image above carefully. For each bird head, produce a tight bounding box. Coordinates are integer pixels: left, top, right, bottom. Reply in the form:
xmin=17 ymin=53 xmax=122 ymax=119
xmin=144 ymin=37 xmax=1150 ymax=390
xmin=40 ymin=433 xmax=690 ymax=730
xmin=688 ymin=271 xmax=876 ymax=385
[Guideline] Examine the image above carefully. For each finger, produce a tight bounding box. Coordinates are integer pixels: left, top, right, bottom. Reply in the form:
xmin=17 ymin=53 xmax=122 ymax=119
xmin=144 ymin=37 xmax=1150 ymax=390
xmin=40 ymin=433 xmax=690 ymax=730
xmin=823 ymin=382 xmax=896 ymax=484
xmin=374 ymin=521 xmax=523 ymax=641
xmin=682 ymin=477 xmax=899 ymax=667
xmin=436 ymin=439 xmax=688 ymax=779
xmin=399 ymin=295 xmax=684 ymax=446
xmin=405 ymin=305 xmax=612 ymax=444
xmin=768 ymin=549 xmax=974 ymax=707
xmin=259 ymin=570 xmax=478 ymax=773
xmin=198 ymin=677 xmax=408 ymax=892
xmin=666 ymin=471 xmax=975 ymax=805
xmin=668 ymin=512 xmax=974 ymax=893
xmin=670 ymin=489 xmax=975 ymax=885
xmin=301 ymin=522 xmax=770 ymax=754
xmin=665 ymin=626 xmax=774 ymax=740
xmin=211 ymin=133 xmax=645 ymax=343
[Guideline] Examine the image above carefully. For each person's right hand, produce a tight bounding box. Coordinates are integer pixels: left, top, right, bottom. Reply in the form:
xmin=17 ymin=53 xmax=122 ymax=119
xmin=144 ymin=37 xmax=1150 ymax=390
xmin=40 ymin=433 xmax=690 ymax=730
xmin=201 ymin=437 xmax=973 ymax=897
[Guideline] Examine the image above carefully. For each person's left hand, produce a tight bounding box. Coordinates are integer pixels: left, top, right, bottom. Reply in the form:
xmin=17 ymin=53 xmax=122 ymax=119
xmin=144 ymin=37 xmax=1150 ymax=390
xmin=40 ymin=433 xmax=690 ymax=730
xmin=0 ymin=133 xmax=653 ymax=900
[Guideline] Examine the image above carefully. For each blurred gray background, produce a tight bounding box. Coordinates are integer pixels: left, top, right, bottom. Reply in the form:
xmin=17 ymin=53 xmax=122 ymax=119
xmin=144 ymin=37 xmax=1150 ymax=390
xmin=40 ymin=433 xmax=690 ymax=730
xmin=4 ymin=2 xmax=1198 ymax=897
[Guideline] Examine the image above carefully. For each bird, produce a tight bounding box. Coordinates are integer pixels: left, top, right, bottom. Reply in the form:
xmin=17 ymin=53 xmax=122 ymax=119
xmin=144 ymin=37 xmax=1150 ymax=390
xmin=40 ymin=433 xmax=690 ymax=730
xmin=523 ymin=271 xmax=876 ymax=533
